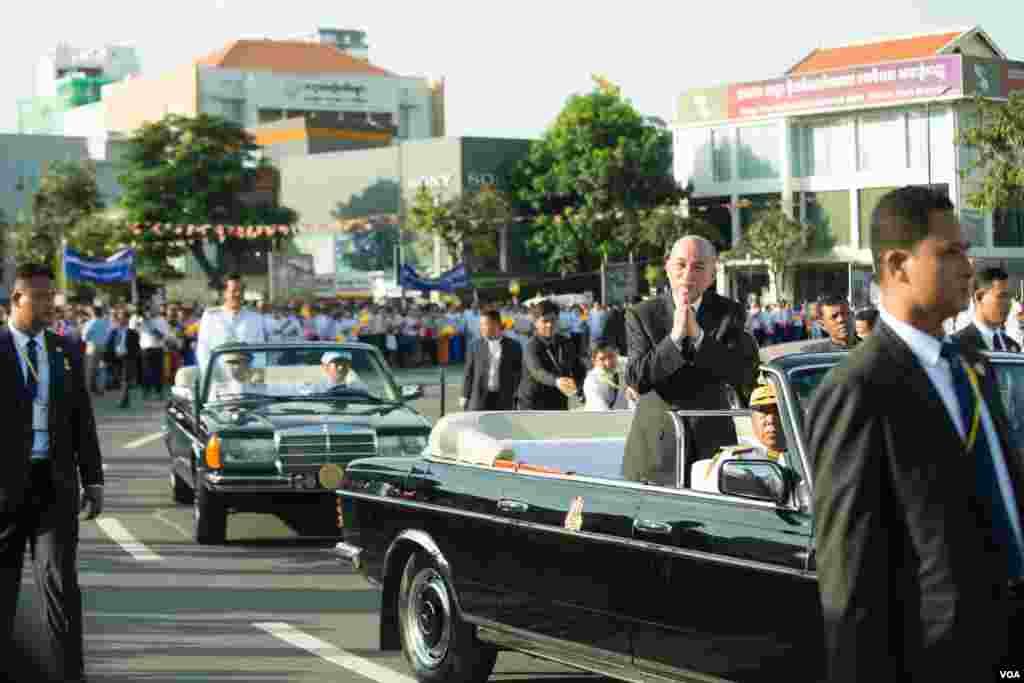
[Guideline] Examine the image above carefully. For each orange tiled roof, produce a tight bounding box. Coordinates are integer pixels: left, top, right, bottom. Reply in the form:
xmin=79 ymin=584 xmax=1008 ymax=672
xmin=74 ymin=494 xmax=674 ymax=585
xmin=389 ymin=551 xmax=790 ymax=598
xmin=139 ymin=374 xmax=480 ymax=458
xmin=196 ymin=39 xmax=393 ymax=76
xmin=788 ymin=30 xmax=965 ymax=75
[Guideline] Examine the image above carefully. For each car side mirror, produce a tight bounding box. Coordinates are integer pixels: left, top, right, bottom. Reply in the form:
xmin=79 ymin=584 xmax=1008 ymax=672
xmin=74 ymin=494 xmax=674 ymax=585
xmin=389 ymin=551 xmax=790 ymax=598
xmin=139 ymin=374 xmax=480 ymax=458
xmin=401 ymin=384 xmax=424 ymax=401
xmin=719 ymin=460 xmax=791 ymax=505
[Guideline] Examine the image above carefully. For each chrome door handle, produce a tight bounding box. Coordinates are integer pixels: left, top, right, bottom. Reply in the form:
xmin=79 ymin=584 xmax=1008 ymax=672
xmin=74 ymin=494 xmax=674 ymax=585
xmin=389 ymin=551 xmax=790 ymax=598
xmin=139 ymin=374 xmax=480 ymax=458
xmin=633 ymin=519 xmax=673 ymax=535
xmin=497 ymin=499 xmax=529 ymax=513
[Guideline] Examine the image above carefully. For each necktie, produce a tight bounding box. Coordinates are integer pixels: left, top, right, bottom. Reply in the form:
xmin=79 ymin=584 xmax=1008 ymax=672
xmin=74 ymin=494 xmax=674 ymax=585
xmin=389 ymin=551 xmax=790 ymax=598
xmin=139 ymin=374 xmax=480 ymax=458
xmin=994 ymin=332 xmax=1006 ymax=352
xmin=26 ymin=339 xmax=38 ymax=400
xmin=940 ymin=341 xmax=1024 ymax=581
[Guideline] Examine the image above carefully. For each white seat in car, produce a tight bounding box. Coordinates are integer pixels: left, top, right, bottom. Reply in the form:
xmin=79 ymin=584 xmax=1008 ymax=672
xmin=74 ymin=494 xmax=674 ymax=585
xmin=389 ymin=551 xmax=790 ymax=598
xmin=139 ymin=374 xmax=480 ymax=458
xmin=175 ymin=366 xmax=199 ymax=389
xmin=690 ymin=459 xmax=720 ymax=493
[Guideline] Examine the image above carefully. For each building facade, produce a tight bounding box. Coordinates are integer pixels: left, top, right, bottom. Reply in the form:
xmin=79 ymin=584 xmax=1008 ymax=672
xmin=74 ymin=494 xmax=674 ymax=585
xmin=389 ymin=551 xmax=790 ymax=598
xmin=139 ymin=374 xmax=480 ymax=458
xmin=673 ymin=27 xmax=1024 ymax=306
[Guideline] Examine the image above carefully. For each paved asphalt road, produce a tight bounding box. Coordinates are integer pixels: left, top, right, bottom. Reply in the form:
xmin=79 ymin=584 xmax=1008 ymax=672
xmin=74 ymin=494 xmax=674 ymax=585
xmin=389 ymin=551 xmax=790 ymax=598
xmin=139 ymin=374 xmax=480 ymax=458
xmin=10 ymin=364 xmax=601 ymax=683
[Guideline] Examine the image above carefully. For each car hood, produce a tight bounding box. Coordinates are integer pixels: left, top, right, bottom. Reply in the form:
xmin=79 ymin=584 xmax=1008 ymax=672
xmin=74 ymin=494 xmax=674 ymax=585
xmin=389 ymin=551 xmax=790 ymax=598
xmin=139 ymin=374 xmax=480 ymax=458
xmin=203 ymin=404 xmax=430 ymax=434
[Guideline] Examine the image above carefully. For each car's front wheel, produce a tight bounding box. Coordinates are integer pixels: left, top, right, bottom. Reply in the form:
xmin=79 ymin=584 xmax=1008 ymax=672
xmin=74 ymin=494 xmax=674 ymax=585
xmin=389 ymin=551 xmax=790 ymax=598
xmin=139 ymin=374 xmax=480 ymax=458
xmin=193 ymin=479 xmax=226 ymax=544
xmin=398 ymin=551 xmax=496 ymax=683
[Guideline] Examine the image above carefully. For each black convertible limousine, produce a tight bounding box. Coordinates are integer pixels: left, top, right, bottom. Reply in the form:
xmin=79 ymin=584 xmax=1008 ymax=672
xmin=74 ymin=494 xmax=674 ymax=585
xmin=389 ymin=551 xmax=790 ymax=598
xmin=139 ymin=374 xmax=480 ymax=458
xmin=334 ymin=351 xmax=1024 ymax=683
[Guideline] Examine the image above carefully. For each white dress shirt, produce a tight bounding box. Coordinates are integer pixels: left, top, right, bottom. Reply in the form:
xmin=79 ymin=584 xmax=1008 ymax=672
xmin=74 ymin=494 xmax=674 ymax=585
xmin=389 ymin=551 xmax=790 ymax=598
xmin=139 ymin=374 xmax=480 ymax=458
xmin=485 ymin=337 xmax=502 ymax=391
xmin=9 ymin=325 xmax=50 ymax=459
xmin=196 ymin=307 xmax=267 ymax=374
xmin=583 ymin=368 xmax=628 ymax=411
xmin=132 ymin=315 xmax=170 ymax=350
xmin=878 ymin=304 xmax=1024 ymax=552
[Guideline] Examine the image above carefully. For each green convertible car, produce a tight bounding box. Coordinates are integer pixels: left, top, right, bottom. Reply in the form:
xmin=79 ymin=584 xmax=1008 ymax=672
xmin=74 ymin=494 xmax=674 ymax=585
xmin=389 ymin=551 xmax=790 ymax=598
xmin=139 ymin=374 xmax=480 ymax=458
xmin=164 ymin=342 xmax=432 ymax=544
xmin=334 ymin=351 xmax=1024 ymax=683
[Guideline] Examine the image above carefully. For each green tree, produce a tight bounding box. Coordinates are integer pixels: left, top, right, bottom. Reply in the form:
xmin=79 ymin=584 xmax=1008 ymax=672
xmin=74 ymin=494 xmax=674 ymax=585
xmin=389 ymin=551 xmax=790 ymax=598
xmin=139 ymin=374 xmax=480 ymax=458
xmin=639 ymin=205 xmax=723 ymax=258
xmin=958 ymin=92 xmax=1024 ymax=214
xmin=13 ymin=160 xmax=103 ymax=267
xmin=117 ymin=113 xmax=296 ymax=290
xmin=514 ymin=75 xmax=685 ymax=274
xmin=726 ymin=209 xmax=811 ymax=300
xmin=407 ymin=184 xmax=514 ymax=270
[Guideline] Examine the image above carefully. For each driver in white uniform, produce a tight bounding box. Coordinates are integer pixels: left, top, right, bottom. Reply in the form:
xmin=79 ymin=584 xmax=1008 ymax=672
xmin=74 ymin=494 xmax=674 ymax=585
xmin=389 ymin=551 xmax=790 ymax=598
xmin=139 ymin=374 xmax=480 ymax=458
xmin=208 ymin=350 xmax=266 ymax=400
xmin=313 ymin=351 xmax=370 ymax=394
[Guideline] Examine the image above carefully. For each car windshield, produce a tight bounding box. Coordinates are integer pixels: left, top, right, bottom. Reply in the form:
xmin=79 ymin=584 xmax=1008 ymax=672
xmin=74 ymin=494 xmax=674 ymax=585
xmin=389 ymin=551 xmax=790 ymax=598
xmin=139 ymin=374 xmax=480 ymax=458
xmin=204 ymin=346 xmax=400 ymax=405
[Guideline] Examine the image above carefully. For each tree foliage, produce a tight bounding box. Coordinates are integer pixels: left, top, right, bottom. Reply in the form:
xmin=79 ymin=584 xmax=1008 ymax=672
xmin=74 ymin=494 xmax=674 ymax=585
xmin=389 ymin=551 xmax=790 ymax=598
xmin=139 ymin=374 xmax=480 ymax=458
xmin=958 ymin=93 xmax=1024 ymax=212
xmin=407 ymin=184 xmax=514 ymax=269
xmin=12 ymin=160 xmax=103 ymax=267
xmin=514 ymin=75 xmax=685 ymax=273
xmin=639 ymin=205 xmax=723 ymax=258
xmin=726 ymin=209 xmax=811 ymax=297
xmin=117 ymin=113 xmax=296 ymax=289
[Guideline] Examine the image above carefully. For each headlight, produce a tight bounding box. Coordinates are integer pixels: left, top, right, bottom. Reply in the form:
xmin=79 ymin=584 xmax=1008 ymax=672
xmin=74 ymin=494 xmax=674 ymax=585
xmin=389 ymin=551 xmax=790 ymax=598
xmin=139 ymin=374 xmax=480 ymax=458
xmin=221 ymin=437 xmax=277 ymax=464
xmin=377 ymin=435 xmax=428 ymax=457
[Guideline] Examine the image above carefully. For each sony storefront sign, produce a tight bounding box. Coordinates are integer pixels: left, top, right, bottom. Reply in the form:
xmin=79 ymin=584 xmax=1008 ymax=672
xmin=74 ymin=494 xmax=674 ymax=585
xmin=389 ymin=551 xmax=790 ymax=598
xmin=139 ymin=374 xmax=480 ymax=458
xmin=409 ymin=172 xmax=500 ymax=191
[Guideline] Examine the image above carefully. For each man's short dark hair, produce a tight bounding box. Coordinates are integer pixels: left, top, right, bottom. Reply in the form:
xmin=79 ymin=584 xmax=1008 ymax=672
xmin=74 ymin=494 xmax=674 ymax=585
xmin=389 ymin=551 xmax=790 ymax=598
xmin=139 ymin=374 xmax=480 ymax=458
xmin=975 ymin=266 xmax=1010 ymax=295
xmin=224 ymin=272 xmax=243 ymax=284
xmin=855 ymin=308 xmax=879 ymax=326
xmin=817 ymin=293 xmax=848 ymax=308
xmin=529 ymin=300 xmax=559 ymax=319
xmin=870 ymin=186 xmax=955 ymax=279
xmin=482 ymin=308 xmax=502 ymax=324
xmin=14 ymin=263 xmax=54 ymax=282
xmin=591 ymin=344 xmax=616 ymax=359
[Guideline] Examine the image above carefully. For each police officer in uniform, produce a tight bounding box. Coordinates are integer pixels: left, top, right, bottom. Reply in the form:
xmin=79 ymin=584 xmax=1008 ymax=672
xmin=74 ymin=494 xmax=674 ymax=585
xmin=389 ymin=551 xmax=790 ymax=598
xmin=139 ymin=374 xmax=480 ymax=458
xmin=692 ymin=382 xmax=789 ymax=493
xmin=195 ymin=273 xmax=267 ymax=377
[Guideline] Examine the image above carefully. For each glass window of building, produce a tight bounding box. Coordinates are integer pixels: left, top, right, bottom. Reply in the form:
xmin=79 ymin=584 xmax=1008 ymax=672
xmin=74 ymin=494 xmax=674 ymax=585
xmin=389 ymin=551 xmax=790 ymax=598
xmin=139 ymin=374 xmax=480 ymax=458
xmin=804 ymin=190 xmax=852 ymax=249
xmin=858 ymin=110 xmax=907 ymax=172
xmin=908 ymin=107 xmax=953 ymax=174
xmin=795 ymin=118 xmax=853 ymax=177
xmin=711 ymin=128 xmax=732 ymax=182
xmin=739 ymin=193 xmax=783 ymax=229
xmin=958 ymin=107 xmax=983 ymax=181
xmin=737 ymin=124 xmax=780 ymax=179
xmin=857 ymin=186 xmax=904 ymax=249
xmin=960 ymin=208 xmax=986 ymax=248
xmin=994 ymin=209 xmax=1024 ymax=248
xmin=690 ymin=196 xmax=733 ymax=249
xmin=675 ymin=127 xmax=713 ymax=185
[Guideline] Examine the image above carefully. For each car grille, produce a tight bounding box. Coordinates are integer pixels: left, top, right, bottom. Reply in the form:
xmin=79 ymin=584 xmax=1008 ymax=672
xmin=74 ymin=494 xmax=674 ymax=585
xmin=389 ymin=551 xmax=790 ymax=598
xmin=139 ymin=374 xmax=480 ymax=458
xmin=276 ymin=428 xmax=376 ymax=473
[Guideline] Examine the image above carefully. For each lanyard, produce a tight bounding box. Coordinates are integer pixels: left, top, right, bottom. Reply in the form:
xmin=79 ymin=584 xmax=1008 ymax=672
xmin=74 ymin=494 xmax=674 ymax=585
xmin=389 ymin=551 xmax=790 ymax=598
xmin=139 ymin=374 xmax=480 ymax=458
xmin=15 ymin=338 xmax=42 ymax=385
xmin=961 ymin=359 xmax=984 ymax=453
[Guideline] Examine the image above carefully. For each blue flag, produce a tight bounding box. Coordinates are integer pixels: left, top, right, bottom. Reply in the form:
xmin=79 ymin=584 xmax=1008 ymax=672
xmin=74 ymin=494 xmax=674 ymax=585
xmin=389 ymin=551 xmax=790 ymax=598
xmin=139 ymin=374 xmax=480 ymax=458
xmin=63 ymin=247 xmax=136 ymax=284
xmin=399 ymin=263 xmax=469 ymax=292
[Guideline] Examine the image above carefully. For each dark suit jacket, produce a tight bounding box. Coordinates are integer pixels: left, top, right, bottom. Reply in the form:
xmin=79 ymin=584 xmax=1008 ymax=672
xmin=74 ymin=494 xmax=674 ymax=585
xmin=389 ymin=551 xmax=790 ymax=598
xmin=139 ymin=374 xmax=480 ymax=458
xmin=517 ymin=334 xmax=585 ymax=411
xmin=0 ymin=328 xmax=103 ymax=513
xmin=463 ymin=336 xmax=523 ymax=410
xmin=600 ymin=307 xmax=629 ymax=356
xmin=105 ymin=327 xmax=141 ymax=363
xmin=623 ymin=291 xmax=759 ymax=484
xmin=953 ymin=321 xmax=1021 ymax=354
xmin=807 ymin=320 xmax=1022 ymax=682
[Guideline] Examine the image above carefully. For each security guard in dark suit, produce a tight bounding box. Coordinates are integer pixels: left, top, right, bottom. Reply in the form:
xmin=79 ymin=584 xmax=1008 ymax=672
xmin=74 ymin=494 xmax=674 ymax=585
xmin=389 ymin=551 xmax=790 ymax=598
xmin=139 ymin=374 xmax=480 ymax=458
xmin=0 ymin=264 xmax=104 ymax=683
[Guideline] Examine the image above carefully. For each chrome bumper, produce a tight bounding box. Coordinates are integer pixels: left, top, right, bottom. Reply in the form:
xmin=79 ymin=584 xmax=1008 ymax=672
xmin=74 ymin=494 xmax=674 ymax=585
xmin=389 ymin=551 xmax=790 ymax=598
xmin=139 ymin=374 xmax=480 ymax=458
xmin=334 ymin=541 xmax=364 ymax=572
xmin=202 ymin=471 xmax=334 ymax=494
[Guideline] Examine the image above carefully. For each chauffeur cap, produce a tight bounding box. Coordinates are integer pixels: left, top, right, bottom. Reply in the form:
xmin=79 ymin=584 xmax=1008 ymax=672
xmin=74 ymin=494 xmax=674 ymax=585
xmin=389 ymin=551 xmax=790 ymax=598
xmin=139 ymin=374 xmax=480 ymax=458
xmin=321 ymin=351 xmax=353 ymax=365
xmin=749 ymin=382 xmax=777 ymax=408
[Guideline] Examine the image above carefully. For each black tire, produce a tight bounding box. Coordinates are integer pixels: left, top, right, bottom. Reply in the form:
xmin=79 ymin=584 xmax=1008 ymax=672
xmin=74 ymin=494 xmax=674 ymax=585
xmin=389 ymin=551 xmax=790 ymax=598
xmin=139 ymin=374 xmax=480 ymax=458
xmin=171 ymin=469 xmax=194 ymax=504
xmin=193 ymin=478 xmax=227 ymax=544
xmin=398 ymin=551 xmax=497 ymax=683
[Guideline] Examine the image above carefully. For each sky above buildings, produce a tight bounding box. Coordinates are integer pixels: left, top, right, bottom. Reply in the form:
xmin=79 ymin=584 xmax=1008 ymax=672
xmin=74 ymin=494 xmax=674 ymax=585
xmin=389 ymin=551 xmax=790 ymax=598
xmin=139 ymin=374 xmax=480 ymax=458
xmin=3 ymin=0 xmax=1024 ymax=139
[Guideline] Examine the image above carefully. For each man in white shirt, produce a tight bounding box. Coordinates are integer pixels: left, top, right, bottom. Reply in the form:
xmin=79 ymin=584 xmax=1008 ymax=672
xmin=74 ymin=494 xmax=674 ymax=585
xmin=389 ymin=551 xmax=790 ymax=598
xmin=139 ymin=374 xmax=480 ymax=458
xmin=196 ymin=273 xmax=267 ymax=377
xmin=587 ymin=303 xmax=608 ymax=348
xmin=131 ymin=304 xmax=171 ymax=400
xmin=806 ymin=186 xmax=1021 ymax=679
xmin=316 ymin=351 xmax=370 ymax=394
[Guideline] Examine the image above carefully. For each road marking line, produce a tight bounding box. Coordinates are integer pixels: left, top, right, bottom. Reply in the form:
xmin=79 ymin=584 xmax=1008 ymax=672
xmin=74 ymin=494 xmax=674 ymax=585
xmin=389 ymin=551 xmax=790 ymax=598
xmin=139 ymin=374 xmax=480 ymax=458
xmin=254 ymin=622 xmax=416 ymax=683
xmin=122 ymin=431 xmax=166 ymax=449
xmin=96 ymin=518 xmax=163 ymax=561
xmin=152 ymin=509 xmax=191 ymax=540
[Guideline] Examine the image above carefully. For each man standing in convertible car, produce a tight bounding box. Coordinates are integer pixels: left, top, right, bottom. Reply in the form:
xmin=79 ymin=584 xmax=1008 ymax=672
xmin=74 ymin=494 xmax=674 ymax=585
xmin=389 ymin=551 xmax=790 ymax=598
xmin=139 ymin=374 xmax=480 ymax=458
xmin=623 ymin=235 xmax=758 ymax=486
xmin=0 ymin=263 xmax=104 ymax=683
xmin=807 ymin=186 xmax=1024 ymax=682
